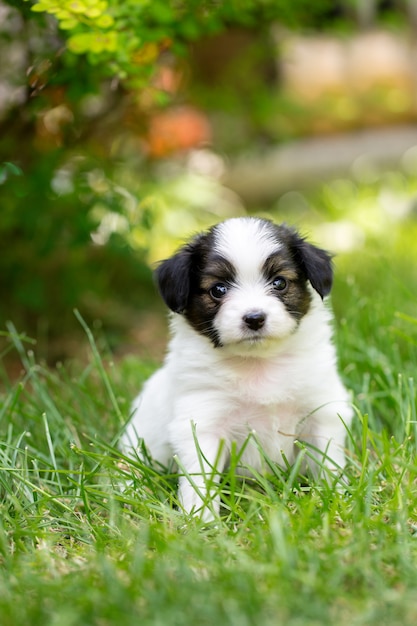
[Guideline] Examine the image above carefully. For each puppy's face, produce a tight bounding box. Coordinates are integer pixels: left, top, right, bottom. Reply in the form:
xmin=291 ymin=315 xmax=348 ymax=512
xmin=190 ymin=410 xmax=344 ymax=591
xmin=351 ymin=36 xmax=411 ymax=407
xmin=156 ymin=218 xmax=333 ymax=352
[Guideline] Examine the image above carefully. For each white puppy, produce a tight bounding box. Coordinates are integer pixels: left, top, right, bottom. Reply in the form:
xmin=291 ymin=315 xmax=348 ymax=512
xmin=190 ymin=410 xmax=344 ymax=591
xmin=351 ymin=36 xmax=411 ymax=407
xmin=122 ymin=217 xmax=352 ymax=519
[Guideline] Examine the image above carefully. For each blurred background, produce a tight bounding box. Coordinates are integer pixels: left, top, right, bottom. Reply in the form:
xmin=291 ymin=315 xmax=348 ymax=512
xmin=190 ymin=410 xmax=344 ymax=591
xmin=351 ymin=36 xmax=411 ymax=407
xmin=1 ymin=0 xmax=417 ymax=373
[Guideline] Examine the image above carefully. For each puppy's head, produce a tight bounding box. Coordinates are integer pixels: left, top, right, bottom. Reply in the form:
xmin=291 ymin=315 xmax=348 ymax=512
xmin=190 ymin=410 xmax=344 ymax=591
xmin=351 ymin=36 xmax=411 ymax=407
xmin=156 ymin=217 xmax=333 ymax=351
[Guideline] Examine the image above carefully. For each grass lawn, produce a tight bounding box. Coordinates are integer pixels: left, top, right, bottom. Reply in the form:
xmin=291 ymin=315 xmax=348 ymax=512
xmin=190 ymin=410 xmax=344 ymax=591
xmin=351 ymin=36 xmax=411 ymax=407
xmin=1 ymin=179 xmax=417 ymax=626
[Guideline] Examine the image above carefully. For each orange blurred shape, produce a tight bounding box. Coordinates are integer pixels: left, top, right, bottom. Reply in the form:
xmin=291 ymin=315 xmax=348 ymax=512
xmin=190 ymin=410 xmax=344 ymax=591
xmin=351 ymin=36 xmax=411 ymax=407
xmin=146 ymin=106 xmax=211 ymax=157
xmin=154 ymin=65 xmax=182 ymax=94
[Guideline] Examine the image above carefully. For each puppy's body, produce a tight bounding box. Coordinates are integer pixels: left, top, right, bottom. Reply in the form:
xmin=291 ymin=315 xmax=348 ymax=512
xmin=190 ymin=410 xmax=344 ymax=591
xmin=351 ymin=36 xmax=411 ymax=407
xmin=122 ymin=217 xmax=352 ymax=519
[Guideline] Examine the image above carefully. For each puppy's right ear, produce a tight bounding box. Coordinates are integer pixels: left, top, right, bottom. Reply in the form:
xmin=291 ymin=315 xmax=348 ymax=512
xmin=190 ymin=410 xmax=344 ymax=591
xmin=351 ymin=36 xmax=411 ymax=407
xmin=155 ymin=244 xmax=195 ymax=313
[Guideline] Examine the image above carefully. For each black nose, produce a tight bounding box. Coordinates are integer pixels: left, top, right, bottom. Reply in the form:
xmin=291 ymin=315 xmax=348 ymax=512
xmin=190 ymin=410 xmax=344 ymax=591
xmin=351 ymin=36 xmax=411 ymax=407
xmin=243 ymin=311 xmax=266 ymax=331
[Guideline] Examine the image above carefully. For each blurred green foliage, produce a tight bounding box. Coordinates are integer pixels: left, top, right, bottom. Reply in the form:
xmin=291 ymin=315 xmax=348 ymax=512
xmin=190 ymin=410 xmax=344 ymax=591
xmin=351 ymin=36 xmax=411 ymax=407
xmin=1 ymin=153 xmax=153 ymax=332
xmin=1 ymin=0 xmax=416 ymax=360
xmin=1 ymin=0 xmax=341 ymax=353
xmin=26 ymin=0 xmax=341 ymax=86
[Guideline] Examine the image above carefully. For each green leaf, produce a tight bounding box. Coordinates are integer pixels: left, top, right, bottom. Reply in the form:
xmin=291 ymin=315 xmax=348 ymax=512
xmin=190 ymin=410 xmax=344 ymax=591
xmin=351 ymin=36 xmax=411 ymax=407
xmin=67 ymin=32 xmax=94 ymax=53
xmin=96 ymin=14 xmax=115 ymax=28
xmin=60 ymin=18 xmax=79 ymax=29
xmin=67 ymin=1 xmax=88 ymax=13
xmin=3 ymin=162 xmax=23 ymax=177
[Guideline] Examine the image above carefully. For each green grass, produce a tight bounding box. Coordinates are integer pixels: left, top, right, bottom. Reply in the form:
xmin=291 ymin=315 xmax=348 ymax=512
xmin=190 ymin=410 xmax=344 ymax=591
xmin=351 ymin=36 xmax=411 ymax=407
xmin=2 ymin=205 xmax=417 ymax=625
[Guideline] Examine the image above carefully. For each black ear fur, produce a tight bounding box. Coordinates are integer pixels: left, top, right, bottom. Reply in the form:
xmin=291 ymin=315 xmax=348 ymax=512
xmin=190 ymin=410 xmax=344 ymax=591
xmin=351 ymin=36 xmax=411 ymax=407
xmin=156 ymin=231 xmax=208 ymax=313
xmin=155 ymin=245 xmax=194 ymax=313
xmin=290 ymin=233 xmax=333 ymax=298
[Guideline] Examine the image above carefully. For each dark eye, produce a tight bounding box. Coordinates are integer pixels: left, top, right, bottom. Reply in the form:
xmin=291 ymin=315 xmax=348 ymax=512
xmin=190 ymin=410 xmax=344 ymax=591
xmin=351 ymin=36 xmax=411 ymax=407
xmin=209 ymin=283 xmax=228 ymax=301
xmin=272 ymin=277 xmax=288 ymax=292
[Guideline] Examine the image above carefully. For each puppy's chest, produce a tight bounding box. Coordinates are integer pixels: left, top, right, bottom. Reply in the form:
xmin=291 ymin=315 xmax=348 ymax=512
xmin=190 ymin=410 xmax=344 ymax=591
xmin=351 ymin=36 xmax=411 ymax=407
xmin=223 ymin=396 xmax=302 ymax=466
xmin=219 ymin=359 xmax=308 ymax=439
xmin=224 ymin=357 xmax=303 ymax=405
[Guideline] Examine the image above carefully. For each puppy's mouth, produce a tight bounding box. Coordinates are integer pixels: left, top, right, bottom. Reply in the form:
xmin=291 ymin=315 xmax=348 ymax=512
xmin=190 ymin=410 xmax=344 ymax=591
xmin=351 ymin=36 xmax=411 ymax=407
xmin=238 ymin=331 xmax=269 ymax=345
xmin=224 ymin=333 xmax=279 ymax=355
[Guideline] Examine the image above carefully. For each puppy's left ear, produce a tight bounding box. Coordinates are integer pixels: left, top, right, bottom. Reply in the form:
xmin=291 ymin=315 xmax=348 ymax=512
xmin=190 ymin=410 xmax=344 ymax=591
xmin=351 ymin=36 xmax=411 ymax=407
xmin=292 ymin=235 xmax=333 ymax=299
xmin=155 ymin=245 xmax=194 ymax=313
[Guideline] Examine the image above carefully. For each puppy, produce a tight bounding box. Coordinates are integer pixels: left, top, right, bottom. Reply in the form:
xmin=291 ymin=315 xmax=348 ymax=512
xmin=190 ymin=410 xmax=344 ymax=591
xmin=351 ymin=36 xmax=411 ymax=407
xmin=122 ymin=217 xmax=352 ymax=519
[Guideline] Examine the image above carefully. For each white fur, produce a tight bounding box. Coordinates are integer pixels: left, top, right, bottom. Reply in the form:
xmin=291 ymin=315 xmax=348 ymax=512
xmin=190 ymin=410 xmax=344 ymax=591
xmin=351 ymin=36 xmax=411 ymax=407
xmin=121 ymin=218 xmax=353 ymax=520
xmin=214 ymin=217 xmax=282 ymax=282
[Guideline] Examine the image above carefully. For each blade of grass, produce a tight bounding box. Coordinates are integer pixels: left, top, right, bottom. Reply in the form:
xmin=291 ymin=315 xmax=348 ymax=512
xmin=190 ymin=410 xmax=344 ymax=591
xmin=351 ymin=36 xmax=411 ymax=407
xmin=74 ymin=309 xmax=124 ymax=427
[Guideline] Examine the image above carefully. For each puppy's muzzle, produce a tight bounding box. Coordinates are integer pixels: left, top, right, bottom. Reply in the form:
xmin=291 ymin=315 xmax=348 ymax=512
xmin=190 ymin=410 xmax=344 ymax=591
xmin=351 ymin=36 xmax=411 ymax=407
xmin=243 ymin=311 xmax=266 ymax=331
